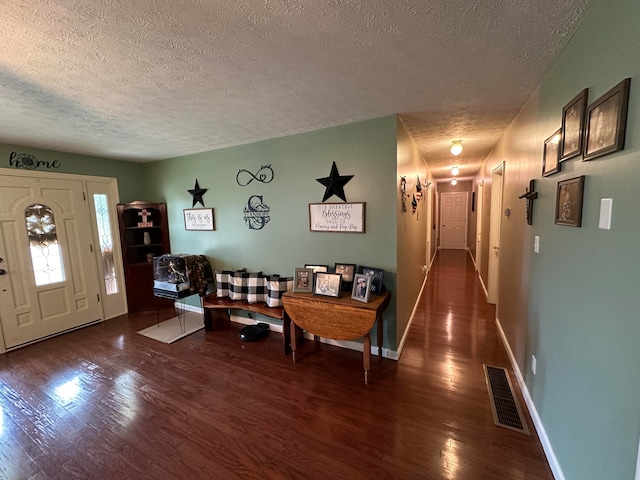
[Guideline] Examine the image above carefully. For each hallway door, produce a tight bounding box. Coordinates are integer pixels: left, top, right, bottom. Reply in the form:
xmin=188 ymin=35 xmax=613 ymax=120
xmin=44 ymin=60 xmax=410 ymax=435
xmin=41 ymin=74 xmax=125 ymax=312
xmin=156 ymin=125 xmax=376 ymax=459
xmin=487 ymin=163 xmax=504 ymax=304
xmin=0 ymin=174 xmax=102 ymax=350
xmin=440 ymin=192 xmax=467 ymax=249
xmin=475 ymin=182 xmax=484 ymax=273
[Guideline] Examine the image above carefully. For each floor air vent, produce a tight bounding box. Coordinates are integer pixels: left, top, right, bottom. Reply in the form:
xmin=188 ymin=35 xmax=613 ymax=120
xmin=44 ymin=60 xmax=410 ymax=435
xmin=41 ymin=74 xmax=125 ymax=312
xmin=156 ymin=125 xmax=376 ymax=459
xmin=483 ymin=365 xmax=529 ymax=434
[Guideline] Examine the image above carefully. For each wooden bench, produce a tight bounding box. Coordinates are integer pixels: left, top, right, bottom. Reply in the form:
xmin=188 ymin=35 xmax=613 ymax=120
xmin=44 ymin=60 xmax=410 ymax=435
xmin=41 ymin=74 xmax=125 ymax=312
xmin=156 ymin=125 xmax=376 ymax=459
xmin=201 ymin=293 xmax=291 ymax=354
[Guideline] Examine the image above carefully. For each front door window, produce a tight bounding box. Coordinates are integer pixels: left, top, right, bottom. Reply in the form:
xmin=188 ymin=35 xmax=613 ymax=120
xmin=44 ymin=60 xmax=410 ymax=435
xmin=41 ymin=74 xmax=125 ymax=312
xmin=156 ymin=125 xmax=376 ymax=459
xmin=25 ymin=204 xmax=65 ymax=286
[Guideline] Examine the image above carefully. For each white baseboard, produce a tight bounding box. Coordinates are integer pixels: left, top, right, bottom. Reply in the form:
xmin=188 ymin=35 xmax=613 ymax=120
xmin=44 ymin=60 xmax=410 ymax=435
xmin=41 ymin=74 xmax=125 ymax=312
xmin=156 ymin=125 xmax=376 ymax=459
xmin=478 ymin=273 xmax=488 ymax=299
xmin=396 ymin=275 xmax=428 ymax=359
xmin=495 ymin=318 xmax=565 ymax=480
xmin=180 ymin=301 xmax=399 ymax=360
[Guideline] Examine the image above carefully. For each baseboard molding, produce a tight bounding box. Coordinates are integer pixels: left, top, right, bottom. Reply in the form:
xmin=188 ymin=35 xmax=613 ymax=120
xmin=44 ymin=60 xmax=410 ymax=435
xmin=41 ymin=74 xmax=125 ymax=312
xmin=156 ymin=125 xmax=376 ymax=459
xmin=467 ymin=248 xmax=477 ymax=269
xmin=180 ymin=301 xmax=399 ymax=360
xmin=478 ymin=272 xmax=489 ymax=299
xmin=495 ymin=318 xmax=565 ymax=480
xmin=396 ymin=275 xmax=428 ymax=359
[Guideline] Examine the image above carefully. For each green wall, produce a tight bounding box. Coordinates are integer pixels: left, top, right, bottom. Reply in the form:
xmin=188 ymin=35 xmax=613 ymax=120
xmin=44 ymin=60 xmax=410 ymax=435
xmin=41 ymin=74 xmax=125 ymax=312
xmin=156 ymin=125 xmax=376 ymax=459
xmin=481 ymin=0 xmax=640 ymax=477
xmin=146 ymin=116 xmax=399 ymax=349
xmin=0 ymin=143 xmax=147 ymax=202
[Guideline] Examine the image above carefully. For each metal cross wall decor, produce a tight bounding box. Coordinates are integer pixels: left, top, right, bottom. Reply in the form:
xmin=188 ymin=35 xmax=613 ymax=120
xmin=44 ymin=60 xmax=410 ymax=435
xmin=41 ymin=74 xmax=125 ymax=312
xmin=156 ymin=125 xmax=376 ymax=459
xmin=518 ymin=179 xmax=538 ymax=225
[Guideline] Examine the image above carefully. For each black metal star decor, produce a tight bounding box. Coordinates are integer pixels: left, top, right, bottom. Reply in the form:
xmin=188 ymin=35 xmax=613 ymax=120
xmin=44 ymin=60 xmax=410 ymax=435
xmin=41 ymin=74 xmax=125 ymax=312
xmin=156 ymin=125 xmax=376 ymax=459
xmin=316 ymin=161 xmax=354 ymax=202
xmin=187 ymin=179 xmax=208 ymax=207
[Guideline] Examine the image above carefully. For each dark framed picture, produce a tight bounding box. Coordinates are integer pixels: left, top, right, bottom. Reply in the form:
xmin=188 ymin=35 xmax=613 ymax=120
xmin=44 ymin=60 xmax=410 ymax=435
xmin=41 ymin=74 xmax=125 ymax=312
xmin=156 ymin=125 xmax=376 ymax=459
xmin=560 ymin=88 xmax=588 ymax=161
xmin=334 ymin=263 xmax=356 ymax=291
xmin=359 ymin=266 xmax=385 ymax=295
xmin=293 ymin=268 xmax=313 ymax=293
xmin=583 ymin=78 xmax=631 ymax=161
xmin=351 ymin=274 xmax=372 ymax=303
xmin=542 ymin=129 xmax=561 ymax=177
xmin=314 ymin=272 xmax=341 ymax=297
xmin=304 ymin=264 xmax=328 ymax=273
xmin=555 ymin=176 xmax=585 ymax=227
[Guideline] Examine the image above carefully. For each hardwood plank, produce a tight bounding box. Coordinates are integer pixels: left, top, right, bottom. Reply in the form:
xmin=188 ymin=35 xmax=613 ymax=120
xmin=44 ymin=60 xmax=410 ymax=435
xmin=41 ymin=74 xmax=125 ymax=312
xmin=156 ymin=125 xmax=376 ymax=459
xmin=0 ymin=250 xmax=553 ymax=479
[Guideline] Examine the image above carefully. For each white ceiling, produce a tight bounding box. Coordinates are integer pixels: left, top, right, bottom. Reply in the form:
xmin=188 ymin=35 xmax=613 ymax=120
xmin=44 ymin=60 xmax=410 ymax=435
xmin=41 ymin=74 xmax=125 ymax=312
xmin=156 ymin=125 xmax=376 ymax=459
xmin=0 ymin=0 xmax=594 ymax=178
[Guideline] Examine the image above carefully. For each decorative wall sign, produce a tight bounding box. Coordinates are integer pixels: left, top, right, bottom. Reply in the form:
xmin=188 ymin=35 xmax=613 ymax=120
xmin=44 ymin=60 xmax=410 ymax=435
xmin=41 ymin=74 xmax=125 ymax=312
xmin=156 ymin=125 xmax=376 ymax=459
xmin=309 ymin=202 xmax=365 ymax=233
xmin=400 ymin=176 xmax=409 ymax=213
xmin=316 ymin=161 xmax=354 ymax=202
xmin=415 ymin=175 xmax=423 ymax=201
xmin=9 ymin=151 xmax=61 ymax=170
xmin=187 ymin=179 xmax=208 ymax=207
xmin=243 ymin=195 xmax=270 ymax=230
xmin=236 ymin=164 xmax=274 ymax=186
xmin=411 ymin=194 xmax=418 ymax=216
xmin=518 ymin=179 xmax=538 ymax=226
xmin=183 ymin=208 xmax=215 ymax=231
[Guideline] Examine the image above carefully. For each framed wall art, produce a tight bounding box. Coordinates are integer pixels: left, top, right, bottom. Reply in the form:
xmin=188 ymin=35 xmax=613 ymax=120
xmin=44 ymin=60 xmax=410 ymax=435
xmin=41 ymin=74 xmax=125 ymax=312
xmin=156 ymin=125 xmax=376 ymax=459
xmin=583 ymin=78 xmax=631 ymax=161
xmin=309 ymin=202 xmax=365 ymax=233
xmin=542 ymin=129 xmax=561 ymax=177
xmin=555 ymin=176 xmax=585 ymax=227
xmin=560 ymin=88 xmax=588 ymax=161
xmin=183 ymin=208 xmax=215 ymax=231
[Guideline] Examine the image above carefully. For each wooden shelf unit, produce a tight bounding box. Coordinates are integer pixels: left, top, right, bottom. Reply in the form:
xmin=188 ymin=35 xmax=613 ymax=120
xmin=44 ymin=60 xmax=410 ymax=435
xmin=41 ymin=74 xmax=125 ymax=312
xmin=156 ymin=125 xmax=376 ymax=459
xmin=117 ymin=201 xmax=172 ymax=312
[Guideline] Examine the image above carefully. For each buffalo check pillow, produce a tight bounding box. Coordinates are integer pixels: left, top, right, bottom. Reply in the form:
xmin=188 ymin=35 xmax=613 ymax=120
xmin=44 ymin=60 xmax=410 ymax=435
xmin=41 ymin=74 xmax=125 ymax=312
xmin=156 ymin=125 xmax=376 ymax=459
xmin=215 ymin=270 xmax=234 ymax=298
xmin=266 ymin=275 xmax=294 ymax=307
xmin=230 ymin=271 xmax=264 ymax=301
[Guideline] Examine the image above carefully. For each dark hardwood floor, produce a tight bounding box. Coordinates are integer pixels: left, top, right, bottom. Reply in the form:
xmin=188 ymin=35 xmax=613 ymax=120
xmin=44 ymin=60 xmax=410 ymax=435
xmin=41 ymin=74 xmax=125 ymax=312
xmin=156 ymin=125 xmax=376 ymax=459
xmin=0 ymin=251 xmax=553 ymax=480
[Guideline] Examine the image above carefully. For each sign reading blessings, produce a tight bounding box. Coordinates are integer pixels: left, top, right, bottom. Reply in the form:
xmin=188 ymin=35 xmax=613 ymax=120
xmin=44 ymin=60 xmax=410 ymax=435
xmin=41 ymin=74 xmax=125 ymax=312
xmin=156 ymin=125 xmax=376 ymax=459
xmin=308 ymin=202 xmax=365 ymax=233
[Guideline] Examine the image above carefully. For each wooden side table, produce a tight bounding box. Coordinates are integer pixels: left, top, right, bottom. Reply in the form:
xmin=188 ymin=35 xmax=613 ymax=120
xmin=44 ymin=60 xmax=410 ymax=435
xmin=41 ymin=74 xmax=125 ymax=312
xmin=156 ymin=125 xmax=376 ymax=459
xmin=282 ymin=290 xmax=391 ymax=385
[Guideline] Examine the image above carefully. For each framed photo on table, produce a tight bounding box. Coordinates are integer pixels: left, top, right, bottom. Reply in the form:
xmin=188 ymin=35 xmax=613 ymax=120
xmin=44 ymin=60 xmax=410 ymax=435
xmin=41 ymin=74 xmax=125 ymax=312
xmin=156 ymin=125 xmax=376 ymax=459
xmin=359 ymin=266 xmax=385 ymax=295
xmin=293 ymin=268 xmax=313 ymax=293
xmin=583 ymin=78 xmax=631 ymax=161
xmin=560 ymin=88 xmax=588 ymax=161
xmin=305 ymin=264 xmax=328 ymax=273
xmin=314 ymin=272 xmax=342 ymax=298
xmin=334 ymin=263 xmax=356 ymax=291
xmin=351 ymin=274 xmax=372 ymax=303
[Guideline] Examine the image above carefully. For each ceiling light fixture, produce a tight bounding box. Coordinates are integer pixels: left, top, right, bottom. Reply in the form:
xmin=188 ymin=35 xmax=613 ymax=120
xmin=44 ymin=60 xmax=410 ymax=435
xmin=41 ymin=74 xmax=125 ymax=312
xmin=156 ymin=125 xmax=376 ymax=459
xmin=451 ymin=166 xmax=460 ymax=176
xmin=451 ymin=179 xmax=458 ymax=186
xmin=450 ymin=141 xmax=463 ymax=156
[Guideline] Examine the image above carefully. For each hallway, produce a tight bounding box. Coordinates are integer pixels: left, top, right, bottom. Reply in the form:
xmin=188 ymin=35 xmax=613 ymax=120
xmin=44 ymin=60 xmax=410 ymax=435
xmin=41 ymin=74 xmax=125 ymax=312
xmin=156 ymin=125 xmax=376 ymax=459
xmin=0 ymin=250 xmax=553 ymax=479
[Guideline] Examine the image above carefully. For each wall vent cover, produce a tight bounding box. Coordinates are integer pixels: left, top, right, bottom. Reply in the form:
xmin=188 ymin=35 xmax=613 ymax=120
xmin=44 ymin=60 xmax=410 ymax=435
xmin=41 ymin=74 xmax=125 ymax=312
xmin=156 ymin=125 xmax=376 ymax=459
xmin=483 ymin=364 xmax=529 ymax=434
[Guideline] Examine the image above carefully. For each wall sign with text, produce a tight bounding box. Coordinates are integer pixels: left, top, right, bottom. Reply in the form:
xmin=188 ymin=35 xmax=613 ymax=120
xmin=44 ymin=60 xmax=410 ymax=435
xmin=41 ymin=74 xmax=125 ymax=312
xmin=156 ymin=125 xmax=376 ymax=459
xmin=308 ymin=202 xmax=365 ymax=233
xmin=183 ymin=208 xmax=215 ymax=231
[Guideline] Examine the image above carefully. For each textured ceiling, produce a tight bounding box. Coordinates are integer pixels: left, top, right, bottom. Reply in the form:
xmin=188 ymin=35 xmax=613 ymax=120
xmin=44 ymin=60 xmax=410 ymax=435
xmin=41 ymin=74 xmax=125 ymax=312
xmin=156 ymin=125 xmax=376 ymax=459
xmin=0 ymin=0 xmax=594 ymax=177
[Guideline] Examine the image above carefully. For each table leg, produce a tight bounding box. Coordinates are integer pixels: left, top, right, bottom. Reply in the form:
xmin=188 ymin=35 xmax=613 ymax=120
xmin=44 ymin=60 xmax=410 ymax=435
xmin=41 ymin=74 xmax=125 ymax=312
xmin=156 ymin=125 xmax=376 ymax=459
xmin=363 ymin=333 xmax=371 ymax=385
xmin=290 ymin=320 xmax=299 ymax=363
xmin=376 ymin=313 xmax=383 ymax=357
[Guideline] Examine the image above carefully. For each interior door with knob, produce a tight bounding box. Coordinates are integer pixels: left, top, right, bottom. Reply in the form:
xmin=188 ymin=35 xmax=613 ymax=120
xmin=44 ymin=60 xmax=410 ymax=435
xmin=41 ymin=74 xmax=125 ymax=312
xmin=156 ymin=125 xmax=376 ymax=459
xmin=0 ymin=175 xmax=101 ymax=351
xmin=487 ymin=163 xmax=504 ymax=305
xmin=440 ymin=192 xmax=468 ymax=249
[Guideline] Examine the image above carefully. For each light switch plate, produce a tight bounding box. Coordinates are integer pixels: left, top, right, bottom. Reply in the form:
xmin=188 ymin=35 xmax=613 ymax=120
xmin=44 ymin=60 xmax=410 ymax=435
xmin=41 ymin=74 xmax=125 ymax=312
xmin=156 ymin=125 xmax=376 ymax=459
xmin=534 ymin=236 xmax=539 ymax=253
xmin=599 ymin=198 xmax=613 ymax=230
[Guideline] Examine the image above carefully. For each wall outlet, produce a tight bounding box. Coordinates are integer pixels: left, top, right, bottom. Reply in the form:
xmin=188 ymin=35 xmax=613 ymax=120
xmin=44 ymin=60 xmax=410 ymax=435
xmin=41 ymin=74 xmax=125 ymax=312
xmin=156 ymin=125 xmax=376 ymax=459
xmin=531 ymin=355 xmax=537 ymax=375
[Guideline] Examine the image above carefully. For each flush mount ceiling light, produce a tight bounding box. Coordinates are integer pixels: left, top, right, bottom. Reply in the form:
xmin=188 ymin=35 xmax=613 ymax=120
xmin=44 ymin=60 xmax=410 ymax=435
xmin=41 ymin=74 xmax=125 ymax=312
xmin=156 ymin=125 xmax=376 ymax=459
xmin=451 ymin=179 xmax=458 ymax=186
xmin=451 ymin=166 xmax=460 ymax=176
xmin=450 ymin=141 xmax=463 ymax=156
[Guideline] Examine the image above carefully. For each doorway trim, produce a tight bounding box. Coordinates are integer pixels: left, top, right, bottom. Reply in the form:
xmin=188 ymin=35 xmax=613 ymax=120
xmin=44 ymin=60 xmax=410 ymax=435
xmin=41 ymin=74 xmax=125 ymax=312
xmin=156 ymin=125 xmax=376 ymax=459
xmin=487 ymin=162 xmax=504 ymax=305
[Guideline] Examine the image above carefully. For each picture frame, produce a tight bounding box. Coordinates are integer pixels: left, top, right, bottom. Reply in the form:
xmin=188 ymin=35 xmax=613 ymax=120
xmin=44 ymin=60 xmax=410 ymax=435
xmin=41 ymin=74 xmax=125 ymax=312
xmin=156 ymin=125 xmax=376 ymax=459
xmin=314 ymin=272 xmax=342 ymax=298
xmin=183 ymin=208 xmax=215 ymax=231
xmin=583 ymin=78 xmax=631 ymax=161
xmin=293 ymin=268 xmax=313 ymax=293
xmin=560 ymin=88 xmax=588 ymax=161
xmin=542 ymin=129 xmax=561 ymax=177
xmin=304 ymin=264 xmax=328 ymax=273
xmin=555 ymin=176 xmax=585 ymax=227
xmin=334 ymin=263 xmax=356 ymax=291
xmin=358 ymin=266 xmax=385 ymax=295
xmin=309 ymin=202 xmax=365 ymax=233
xmin=351 ymin=273 xmax=372 ymax=303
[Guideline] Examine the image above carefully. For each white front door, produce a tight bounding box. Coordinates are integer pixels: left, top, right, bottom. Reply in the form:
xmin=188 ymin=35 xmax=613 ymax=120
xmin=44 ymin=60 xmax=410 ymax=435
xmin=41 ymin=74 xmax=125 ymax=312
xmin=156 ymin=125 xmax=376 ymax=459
xmin=440 ymin=192 xmax=468 ymax=249
xmin=0 ymin=175 xmax=102 ymax=349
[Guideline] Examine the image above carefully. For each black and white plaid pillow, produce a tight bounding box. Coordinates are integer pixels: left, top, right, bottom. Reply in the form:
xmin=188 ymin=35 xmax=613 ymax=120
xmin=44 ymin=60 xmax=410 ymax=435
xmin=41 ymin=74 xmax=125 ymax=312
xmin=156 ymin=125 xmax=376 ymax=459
xmin=215 ymin=270 xmax=234 ymax=298
xmin=246 ymin=273 xmax=267 ymax=303
xmin=266 ymin=275 xmax=294 ymax=307
xmin=230 ymin=271 xmax=263 ymax=301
